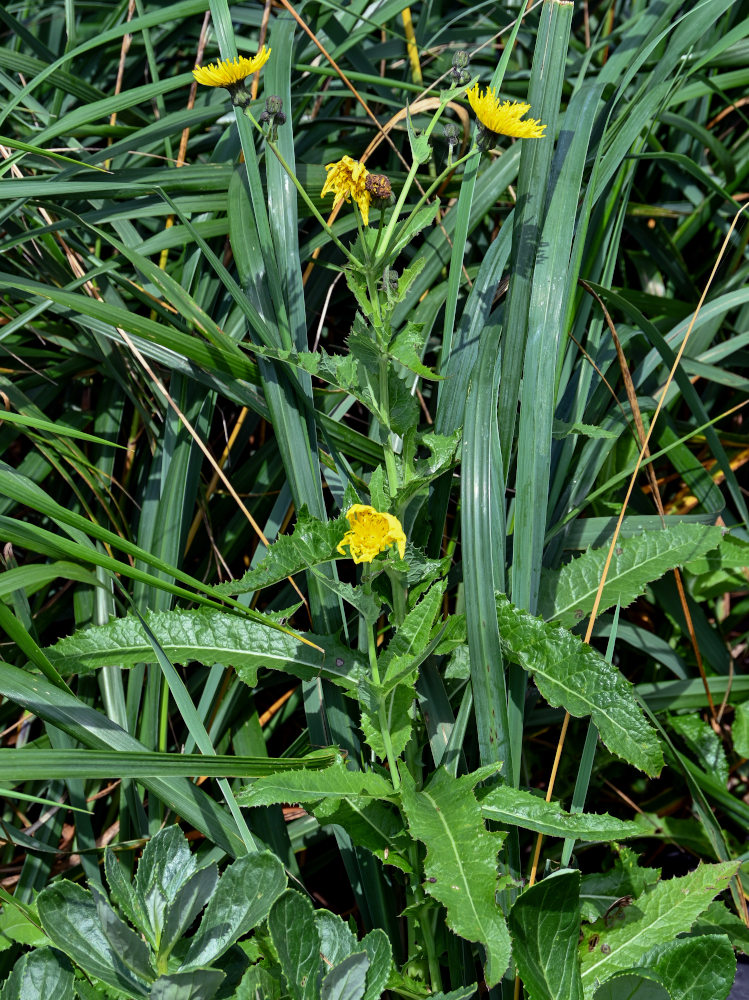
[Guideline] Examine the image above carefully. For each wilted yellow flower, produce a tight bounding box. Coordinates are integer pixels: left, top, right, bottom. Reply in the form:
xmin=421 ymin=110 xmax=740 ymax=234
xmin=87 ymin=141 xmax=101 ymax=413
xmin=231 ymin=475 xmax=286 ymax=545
xmin=193 ymin=47 xmax=271 ymax=88
xmin=466 ymin=82 xmax=545 ymax=139
xmin=321 ymin=156 xmax=372 ymax=226
xmin=336 ymin=505 xmax=406 ymax=564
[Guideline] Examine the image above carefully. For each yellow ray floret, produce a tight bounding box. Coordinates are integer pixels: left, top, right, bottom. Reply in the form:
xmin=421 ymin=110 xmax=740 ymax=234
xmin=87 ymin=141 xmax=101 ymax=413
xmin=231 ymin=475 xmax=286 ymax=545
xmin=193 ymin=47 xmax=271 ymax=88
xmin=321 ymin=155 xmax=372 ymax=226
xmin=466 ymin=82 xmax=546 ymax=139
xmin=336 ymin=504 xmax=406 ymax=564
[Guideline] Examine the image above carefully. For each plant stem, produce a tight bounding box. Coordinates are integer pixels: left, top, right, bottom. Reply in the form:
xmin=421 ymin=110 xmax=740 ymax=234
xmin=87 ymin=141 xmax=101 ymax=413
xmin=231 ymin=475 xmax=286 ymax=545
xmin=367 ymin=618 xmax=401 ymax=790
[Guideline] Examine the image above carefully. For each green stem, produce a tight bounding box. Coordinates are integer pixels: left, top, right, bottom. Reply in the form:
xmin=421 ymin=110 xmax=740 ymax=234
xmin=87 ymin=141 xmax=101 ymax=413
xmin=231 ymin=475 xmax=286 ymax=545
xmin=367 ymin=621 xmax=401 ymax=790
xmin=246 ymin=110 xmax=360 ymax=267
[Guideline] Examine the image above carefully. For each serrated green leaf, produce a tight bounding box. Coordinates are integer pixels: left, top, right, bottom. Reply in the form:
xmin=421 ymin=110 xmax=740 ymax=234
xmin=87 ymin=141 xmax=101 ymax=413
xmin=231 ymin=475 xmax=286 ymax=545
xmin=406 ymin=105 xmax=431 ymax=164
xmin=398 ymin=766 xmax=511 ymax=987
xmin=479 ymin=785 xmax=646 ymax=841
xmin=312 ymin=797 xmax=413 ymax=874
xmin=235 ymin=961 xmax=284 ymax=1000
xmin=45 ymin=606 xmax=363 ymax=691
xmin=389 ymin=323 xmax=441 ymax=381
xmin=733 ymin=701 xmax=749 ymax=758
xmin=149 ymin=969 xmax=226 ymax=1000
xmin=690 ymin=900 xmax=749 ymax=956
xmin=268 ymin=891 xmax=322 ymax=1000
xmin=36 ymin=881 xmax=149 ymax=996
xmin=235 ymin=762 xmax=394 ymax=807
xmin=394 ymin=258 xmax=426 ymax=304
xmin=552 ymin=420 xmax=620 ymax=440
xmin=509 ymin=870 xmax=583 ymax=1000
xmin=0 ymin=949 xmax=75 ymax=1000
xmin=316 ymin=910 xmax=357 ymax=968
xmin=380 ymin=580 xmax=447 ymax=677
xmin=387 ymin=202 xmax=440 ymax=262
xmin=579 ymin=847 xmax=660 ymax=923
xmin=360 ymin=929 xmax=392 ymax=1000
xmin=182 ymin=852 xmax=286 ymax=969
xmin=538 ymin=525 xmax=722 ymax=628
xmin=321 ymin=952 xmax=369 ymax=1000
xmin=643 ymin=934 xmax=735 ymax=1000
xmin=359 ymin=677 xmax=416 ymax=762
xmin=592 ymin=971 xmax=670 ymax=1000
xmin=496 ymin=595 xmax=664 ymax=777
xmin=684 ymin=531 xmax=749 ymax=576
xmin=210 ymin=508 xmax=346 ymax=597
xmin=368 ymin=465 xmax=389 ymax=512
xmin=89 ymin=883 xmax=153 ymax=984
xmin=388 ymin=368 xmax=421 ymax=436
xmin=580 ymin=861 xmax=740 ymax=994
xmin=668 ymin=714 xmax=728 ymax=784
xmin=104 ymin=849 xmax=147 ymax=936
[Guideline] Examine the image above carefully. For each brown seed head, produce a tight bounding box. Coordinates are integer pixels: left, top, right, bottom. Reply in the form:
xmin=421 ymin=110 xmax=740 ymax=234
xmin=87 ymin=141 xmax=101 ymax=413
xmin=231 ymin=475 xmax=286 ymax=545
xmin=365 ymin=173 xmax=392 ymax=200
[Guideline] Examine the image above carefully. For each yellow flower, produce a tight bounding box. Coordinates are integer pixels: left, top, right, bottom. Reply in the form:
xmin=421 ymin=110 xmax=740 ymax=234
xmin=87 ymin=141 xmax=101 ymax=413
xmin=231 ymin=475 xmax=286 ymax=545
xmin=466 ymin=82 xmax=546 ymax=139
xmin=193 ymin=47 xmax=271 ymax=88
xmin=336 ymin=505 xmax=406 ymax=564
xmin=321 ymin=155 xmax=372 ymax=226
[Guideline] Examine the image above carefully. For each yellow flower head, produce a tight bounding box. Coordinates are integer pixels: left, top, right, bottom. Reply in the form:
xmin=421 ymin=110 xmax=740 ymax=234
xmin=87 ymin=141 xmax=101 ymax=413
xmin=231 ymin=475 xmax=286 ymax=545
xmin=321 ymin=155 xmax=372 ymax=226
xmin=193 ymin=47 xmax=271 ymax=89
xmin=466 ymin=83 xmax=546 ymax=139
xmin=336 ymin=504 xmax=406 ymax=564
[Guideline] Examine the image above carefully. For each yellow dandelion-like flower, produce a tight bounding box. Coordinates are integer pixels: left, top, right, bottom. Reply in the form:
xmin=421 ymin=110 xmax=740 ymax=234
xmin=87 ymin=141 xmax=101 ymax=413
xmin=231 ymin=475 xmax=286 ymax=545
xmin=321 ymin=155 xmax=372 ymax=226
xmin=466 ymin=82 xmax=546 ymax=139
xmin=336 ymin=504 xmax=406 ymax=564
xmin=193 ymin=47 xmax=271 ymax=89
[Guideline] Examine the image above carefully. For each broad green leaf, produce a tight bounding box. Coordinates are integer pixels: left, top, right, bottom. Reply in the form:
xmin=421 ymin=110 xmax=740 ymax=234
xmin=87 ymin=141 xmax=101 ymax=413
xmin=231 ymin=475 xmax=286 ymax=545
xmin=321 ymin=953 xmax=369 ymax=1000
xmin=45 ymin=608 xmax=362 ymax=690
xmin=134 ymin=826 xmax=196 ymax=946
xmin=149 ymin=969 xmax=226 ymax=1000
xmin=496 ymin=595 xmax=664 ymax=776
xmin=592 ymin=972 xmax=670 ymax=1000
xmin=235 ymin=762 xmax=394 ymax=807
xmin=0 ymin=949 xmax=75 ymax=1000
xmin=236 ymin=962 xmax=284 ymax=1000
xmin=538 ymin=525 xmax=722 ymax=628
xmin=89 ymin=882 xmax=153 ymax=984
xmin=509 ymin=870 xmax=583 ymax=1000
xmin=380 ymin=581 xmax=446 ymax=675
xmin=643 ymin=934 xmax=735 ymax=1000
xmin=580 ymin=862 xmax=740 ymax=994
xmin=182 ymin=852 xmax=286 ymax=969
xmin=399 ymin=766 xmax=511 ymax=987
xmin=0 ymin=903 xmax=48 ymax=948
xmin=268 ymin=890 xmax=322 ymax=1000
xmin=160 ymin=865 xmax=219 ymax=963
xmin=316 ymin=910 xmax=357 ymax=968
xmin=691 ymin=900 xmax=749 ymax=956
xmin=733 ymin=701 xmax=749 ymax=758
xmin=668 ymin=714 xmax=728 ymax=784
xmin=406 ymin=104 xmax=431 ymax=164
xmin=479 ymin=786 xmax=646 ymax=841
xmin=360 ymin=929 xmax=392 ymax=1000
xmin=36 ymin=881 xmax=149 ymax=996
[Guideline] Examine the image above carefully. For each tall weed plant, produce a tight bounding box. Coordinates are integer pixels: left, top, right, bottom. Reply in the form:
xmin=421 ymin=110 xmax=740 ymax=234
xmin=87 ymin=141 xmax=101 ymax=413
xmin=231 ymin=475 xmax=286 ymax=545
xmin=0 ymin=0 xmax=748 ymax=998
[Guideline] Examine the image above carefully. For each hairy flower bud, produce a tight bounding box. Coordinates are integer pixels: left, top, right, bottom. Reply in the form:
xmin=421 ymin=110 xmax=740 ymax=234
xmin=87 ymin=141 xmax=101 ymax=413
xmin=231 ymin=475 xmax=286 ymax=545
xmin=365 ymin=173 xmax=393 ymax=201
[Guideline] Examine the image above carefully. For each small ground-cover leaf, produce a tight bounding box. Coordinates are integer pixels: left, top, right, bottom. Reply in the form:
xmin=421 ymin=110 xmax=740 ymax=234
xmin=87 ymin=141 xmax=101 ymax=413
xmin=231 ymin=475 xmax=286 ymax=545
xmin=690 ymin=900 xmax=749 ymax=956
xmin=399 ymin=766 xmax=511 ymax=987
xmin=479 ymin=785 xmax=646 ymax=841
xmin=538 ymin=524 xmax=721 ymax=628
xmin=268 ymin=890 xmax=321 ymax=1000
xmin=509 ymin=870 xmax=583 ymax=1000
xmin=496 ymin=595 xmax=663 ymax=776
xmin=580 ymin=861 xmax=740 ymax=995
xmin=0 ymin=948 xmax=75 ymax=1000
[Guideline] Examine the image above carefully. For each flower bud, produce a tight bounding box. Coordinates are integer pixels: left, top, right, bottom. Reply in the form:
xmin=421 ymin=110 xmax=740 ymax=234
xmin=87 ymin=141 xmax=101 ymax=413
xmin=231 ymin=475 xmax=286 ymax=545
xmin=365 ymin=173 xmax=393 ymax=201
xmin=265 ymin=95 xmax=283 ymax=115
xmin=451 ymin=50 xmax=470 ymax=86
